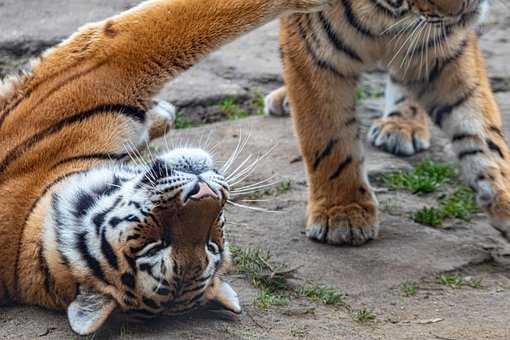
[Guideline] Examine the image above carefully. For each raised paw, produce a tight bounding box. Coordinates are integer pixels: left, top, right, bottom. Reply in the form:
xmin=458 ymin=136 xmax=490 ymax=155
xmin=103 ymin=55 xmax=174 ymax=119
xmin=148 ymin=99 xmax=176 ymax=140
xmin=265 ymin=86 xmax=290 ymax=117
xmin=306 ymin=202 xmax=379 ymax=246
xmin=368 ymin=104 xmax=431 ymax=156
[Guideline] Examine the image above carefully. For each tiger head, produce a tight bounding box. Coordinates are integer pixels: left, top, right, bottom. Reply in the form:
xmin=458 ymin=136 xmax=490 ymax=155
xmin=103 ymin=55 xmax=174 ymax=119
xmin=377 ymin=0 xmax=490 ymax=24
xmin=44 ymin=147 xmax=239 ymax=335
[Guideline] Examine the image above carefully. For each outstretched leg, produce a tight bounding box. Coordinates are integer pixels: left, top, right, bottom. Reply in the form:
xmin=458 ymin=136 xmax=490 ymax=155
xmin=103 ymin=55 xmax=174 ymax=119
xmin=407 ymin=33 xmax=510 ymax=238
xmin=281 ymin=14 xmax=378 ymax=246
xmin=368 ymin=76 xmax=431 ymax=156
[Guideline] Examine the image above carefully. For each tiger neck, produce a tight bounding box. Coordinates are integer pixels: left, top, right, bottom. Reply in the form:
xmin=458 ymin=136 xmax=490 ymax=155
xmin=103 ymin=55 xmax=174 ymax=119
xmin=16 ymin=183 xmax=77 ymax=309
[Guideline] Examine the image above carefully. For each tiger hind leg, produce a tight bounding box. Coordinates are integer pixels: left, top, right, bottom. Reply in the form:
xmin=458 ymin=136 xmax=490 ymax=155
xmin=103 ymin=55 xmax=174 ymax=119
xmin=368 ymin=76 xmax=431 ymax=156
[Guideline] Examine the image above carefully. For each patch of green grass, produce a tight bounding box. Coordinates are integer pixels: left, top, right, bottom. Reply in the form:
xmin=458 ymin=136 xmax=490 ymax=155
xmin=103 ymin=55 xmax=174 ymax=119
xmin=413 ymin=186 xmax=477 ymax=227
xmin=381 ymin=159 xmax=456 ymax=194
xmin=290 ymin=326 xmax=309 ymax=338
xmin=441 ymin=187 xmax=478 ymax=220
xmin=439 ymin=274 xmax=464 ymax=289
xmin=231 ymin=246 xmax=351 ymax=310
xmin=352 ymin=308 xmax=376 ymax=323
xmin=274 ymin=179 xmax=292 ymax=194
xmin=252 ymin=90 xmax=266 ymax=116
xmin=469 ymin=279 xmax=483 ymax=289
xmin=413 ymin=207 xmax=444 ymax=227
xmin=174 ymin=111 xmax=193 ymax=129
xmin=400 ymin=281 xmax=418 ymax=297
xmin=255 ymin=288 xmax=289 ymax=309
xmin=297 ymin=286 xmax=345 ymax=306
xmin=220 ymin=97 xmax=249 ymax=120
xmin=229 ymin=245 xmax=293 ymax=292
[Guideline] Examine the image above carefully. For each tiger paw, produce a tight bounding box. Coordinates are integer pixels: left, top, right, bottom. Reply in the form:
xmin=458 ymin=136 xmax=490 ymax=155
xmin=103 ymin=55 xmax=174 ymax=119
xmin=148 ymin=99 xmax=176 ymax=140
xmin=265 ymin=87 xmax=290 ymax=117
xmin=306 ymin=202 xmax=379 ymax=246
xmin=475 ymin=169 xmax=510 ymax=240
xmin=368 ymin=105 xmax=431 ymax=156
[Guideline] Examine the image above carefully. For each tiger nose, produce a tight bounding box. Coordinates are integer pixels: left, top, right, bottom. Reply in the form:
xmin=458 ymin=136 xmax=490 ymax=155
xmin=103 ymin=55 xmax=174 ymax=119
xmin=189 ymin=182 xmax=218 ymax=200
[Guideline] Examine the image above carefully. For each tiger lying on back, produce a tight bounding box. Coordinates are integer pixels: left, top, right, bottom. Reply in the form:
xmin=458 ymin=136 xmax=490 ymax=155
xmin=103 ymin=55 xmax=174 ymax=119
xmin=265 ymin=0 xmax=510 ymax=245
xmin=0 ymin=0 xmax=330 ymax=335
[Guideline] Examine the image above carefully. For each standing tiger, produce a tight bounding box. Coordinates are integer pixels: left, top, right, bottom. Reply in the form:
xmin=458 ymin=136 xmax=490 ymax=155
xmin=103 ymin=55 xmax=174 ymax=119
xmin=0 ymin=0 xmax=330 ymax=335
xmin=265 ymin=0 xmax=509 ymax=246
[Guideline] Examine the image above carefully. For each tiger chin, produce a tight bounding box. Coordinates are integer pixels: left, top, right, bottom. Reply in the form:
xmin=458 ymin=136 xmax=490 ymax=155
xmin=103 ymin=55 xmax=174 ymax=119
xmin=265 ymin=0 xmax=510 ymax=245
xmin=0 ymin=0 xmax=333 ymax=335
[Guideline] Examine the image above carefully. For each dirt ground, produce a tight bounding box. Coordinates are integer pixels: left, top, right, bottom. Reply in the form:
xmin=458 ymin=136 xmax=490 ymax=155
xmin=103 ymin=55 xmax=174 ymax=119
xmin=1 ymin=1 xmax=510 ymax=339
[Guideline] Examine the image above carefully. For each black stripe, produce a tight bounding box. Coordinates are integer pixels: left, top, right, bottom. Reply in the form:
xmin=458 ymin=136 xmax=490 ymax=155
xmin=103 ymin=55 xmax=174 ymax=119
xmin=387 ymin=111 xmax=402 ymax=118
xmin=458 ymin=149 xmax=484 ymax=160
xmin=93 ymin=176 xmax=122 ymax=197
xmin=0 ymin=104 xmax=145 ymax=178
xmin=293 ymin=17 xmax=353 ymax=79
xmin=50 ymin=153 xmax=128 ymax=170
xmin=345 ymin=117 xmax=357 ymax=126
xmin=156 ymin=287 xmax=171 ymax=296
xmin=122 ymin=272 xmax=136 ymax=290
xmin=489 ymin=126 xmax=504 ymax=137
xmin=143 ymin=297 xmax=160 ymax=310
xmin=372 ymin=0 xmax=408 ymax=18
xmin=76 ymin=231 xmax=108 ymax=284
xmin=74 ymin=191 xmax=95 ymax=218
xmin=181 ymin=283 xmax=206 ymax=295
xmin=431 ymin=85 xmax=478 ymax=127
xmin=487 ymin=139 xmax=505 ymax=159
xmin=101 ymin=229 xmax=119 ymax=270
xmin=317 ymin=12 xmax=363 ymax=62
xmin=38 ymin=244 xmax=54 ymax=299
xmin=329 ymin=156 xmax=353 ymax=180
xmin=313 ymin=139 xmax=338 ymax=171
xmin=93 ymin=196 xmax=122 ymax=235
xmin=394 ymin=96 xmax=407 ymax=105
xmin=340 ymin=0 xmax=377 ymax=38
xmin=452 ymin=133 xmax=477 ymax=142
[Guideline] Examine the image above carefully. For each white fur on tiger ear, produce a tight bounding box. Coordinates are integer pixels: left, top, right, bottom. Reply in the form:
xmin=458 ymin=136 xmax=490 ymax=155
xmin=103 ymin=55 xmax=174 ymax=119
xmin=210 ymin=280 xmax=242 ymax=314
xmin=67 ymin=288 xmax=117 ymax=335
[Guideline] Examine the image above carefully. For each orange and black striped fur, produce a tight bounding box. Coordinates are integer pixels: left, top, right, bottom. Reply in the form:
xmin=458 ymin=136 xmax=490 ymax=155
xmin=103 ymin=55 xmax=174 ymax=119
xmin=265 ymin=0 xmax=510 ymax=245
xmin=0 ymin=0 xmax=331 ymax=335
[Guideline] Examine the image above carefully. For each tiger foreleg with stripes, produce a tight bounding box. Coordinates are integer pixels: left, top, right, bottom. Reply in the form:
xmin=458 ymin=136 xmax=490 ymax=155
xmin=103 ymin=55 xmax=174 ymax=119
xmin=266 ymin=0 xmax=510 ymax=245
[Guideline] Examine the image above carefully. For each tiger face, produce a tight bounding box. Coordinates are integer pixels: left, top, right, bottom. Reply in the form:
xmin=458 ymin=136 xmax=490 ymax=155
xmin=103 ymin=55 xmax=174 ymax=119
xmin=375 ymin=0 xmax=488 ymax=24
xmin=44 ymin=148 xmax=239 ymax=335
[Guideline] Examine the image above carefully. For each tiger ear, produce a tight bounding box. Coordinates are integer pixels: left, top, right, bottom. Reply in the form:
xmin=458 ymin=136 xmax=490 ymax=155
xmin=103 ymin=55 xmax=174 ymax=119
xmin=210 ymin=280 xmax=242 ymax=314
xmin=67 ymin=288 xmax=117 ymax=335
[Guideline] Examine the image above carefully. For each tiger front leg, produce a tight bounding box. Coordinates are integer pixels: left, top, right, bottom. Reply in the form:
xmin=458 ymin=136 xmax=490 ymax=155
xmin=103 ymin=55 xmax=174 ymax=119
xmin=281 ymin=16 xmax=378 ymax=246
xmin=412 ymin=33 xmax=510 ymax=239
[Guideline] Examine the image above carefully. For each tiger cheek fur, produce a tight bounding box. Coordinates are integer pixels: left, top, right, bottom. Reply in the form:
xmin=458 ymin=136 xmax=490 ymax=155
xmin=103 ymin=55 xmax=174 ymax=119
xmin=267 ymin=0 xmax=510 ymax=244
